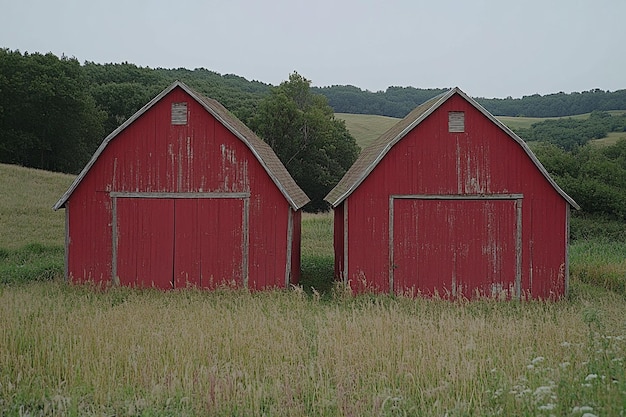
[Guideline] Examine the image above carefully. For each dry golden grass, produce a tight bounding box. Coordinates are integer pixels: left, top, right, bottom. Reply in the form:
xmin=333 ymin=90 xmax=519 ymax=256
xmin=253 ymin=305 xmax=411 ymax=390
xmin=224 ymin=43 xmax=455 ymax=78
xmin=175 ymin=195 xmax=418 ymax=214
xmin=1 ymin=281 xmax=625 ymax=416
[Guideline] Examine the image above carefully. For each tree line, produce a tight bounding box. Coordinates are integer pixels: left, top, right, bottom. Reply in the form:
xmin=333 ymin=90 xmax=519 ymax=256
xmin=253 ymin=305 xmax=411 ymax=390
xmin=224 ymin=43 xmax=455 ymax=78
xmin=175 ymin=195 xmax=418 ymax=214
xmin=515 ymin=111 xmax=626 ymax=151
xmin=1 ymin=49 xmax=625 ymax=217
xmin=314 ymin=85 xmax=626 ymax=118
xmin=0 ymin=50 xmax=356 ymax=211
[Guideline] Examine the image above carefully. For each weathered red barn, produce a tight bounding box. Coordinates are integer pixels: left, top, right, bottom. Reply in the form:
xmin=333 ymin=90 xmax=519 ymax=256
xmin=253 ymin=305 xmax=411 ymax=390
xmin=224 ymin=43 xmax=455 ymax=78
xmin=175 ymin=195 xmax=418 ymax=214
xmin=325 ymin=87 xmax=579 ymax=299
xmin=54 ymin=81 xmax=309 ymax=290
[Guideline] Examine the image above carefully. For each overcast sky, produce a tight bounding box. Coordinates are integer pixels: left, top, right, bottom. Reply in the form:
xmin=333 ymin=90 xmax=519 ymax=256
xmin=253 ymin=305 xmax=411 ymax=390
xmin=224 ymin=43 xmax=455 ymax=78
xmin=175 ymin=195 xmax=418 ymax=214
xmin=2 ymin=0 xmax=624 ymax=98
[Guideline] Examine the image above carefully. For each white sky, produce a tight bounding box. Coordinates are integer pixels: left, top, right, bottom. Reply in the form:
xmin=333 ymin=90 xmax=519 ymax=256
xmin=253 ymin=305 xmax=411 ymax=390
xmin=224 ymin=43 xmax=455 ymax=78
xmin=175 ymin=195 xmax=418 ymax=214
xmin=1 ymin=0 xmax=624 ymax=98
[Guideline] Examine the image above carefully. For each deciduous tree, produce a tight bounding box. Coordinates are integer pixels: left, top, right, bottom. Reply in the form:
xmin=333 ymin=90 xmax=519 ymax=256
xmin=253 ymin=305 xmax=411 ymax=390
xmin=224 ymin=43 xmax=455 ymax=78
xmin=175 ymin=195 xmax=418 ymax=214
xmin=250 ymin=72 xmax=360 ymax=211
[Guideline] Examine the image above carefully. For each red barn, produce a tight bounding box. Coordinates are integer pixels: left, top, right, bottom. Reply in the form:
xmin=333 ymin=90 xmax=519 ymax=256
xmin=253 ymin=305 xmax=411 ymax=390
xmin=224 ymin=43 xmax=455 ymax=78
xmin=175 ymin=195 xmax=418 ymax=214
xmin=325 ymin=88 xmax=579 ymax=299
xmin=54 ymin=81 xmax=309 ymax=290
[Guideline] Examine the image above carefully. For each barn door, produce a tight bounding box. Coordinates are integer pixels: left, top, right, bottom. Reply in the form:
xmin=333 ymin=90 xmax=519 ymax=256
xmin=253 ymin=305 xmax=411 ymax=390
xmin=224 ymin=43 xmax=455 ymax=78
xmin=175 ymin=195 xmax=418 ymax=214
xmin=115 ymin=198 xmax=175 ymax=289
xmin=114 ymin=195 xmax=247 ymax=289
xmin=173 ymin=198 xmax=245 ymax=289
xmin=391 ymin=197 xmax=521 ymax=299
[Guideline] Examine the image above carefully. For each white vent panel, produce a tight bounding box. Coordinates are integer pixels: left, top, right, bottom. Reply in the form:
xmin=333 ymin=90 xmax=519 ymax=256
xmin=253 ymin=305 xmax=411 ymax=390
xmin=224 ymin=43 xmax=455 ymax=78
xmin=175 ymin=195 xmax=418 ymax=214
xmin=448 ymin=111 xmax=465 ymax=133
xmin=171 ymin=102 xmax=188 ymax=125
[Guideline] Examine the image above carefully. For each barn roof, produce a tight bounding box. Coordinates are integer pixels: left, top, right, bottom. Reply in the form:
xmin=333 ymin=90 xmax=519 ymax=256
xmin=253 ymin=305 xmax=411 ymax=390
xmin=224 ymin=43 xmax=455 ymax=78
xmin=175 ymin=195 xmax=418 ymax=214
xmin=324 ymin=87 xmax=580 ymax=209
xmin=54 ymin=81 xmax=310 ymax=211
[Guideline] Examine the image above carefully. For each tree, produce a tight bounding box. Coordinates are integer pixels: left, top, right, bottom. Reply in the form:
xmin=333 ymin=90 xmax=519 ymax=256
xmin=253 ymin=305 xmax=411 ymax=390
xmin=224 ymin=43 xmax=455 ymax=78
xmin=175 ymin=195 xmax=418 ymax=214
xmin=250 ymin=72 xmax=360 ymax=211
xmin=0 ymin=49 xmax=105 ymax=173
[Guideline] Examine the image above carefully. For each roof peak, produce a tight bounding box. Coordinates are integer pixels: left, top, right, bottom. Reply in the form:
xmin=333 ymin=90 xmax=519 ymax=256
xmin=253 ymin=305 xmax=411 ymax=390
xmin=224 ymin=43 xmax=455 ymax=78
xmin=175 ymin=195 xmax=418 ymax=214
xmin=324 ymin=87 xmax=579 ymax=209
xmin=54 ymin=81 xmax=309 ymax=210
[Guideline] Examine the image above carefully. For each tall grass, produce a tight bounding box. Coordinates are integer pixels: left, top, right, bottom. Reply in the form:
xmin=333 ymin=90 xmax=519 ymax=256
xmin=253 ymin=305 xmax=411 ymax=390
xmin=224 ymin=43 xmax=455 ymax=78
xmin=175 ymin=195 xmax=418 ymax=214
xmin=570 ymin=239 xmax=626 ymax=295
xmin=1 ymin=282 xmax=625 ymax=416
xmin=299 ymin=212 xmax=335 ymax=294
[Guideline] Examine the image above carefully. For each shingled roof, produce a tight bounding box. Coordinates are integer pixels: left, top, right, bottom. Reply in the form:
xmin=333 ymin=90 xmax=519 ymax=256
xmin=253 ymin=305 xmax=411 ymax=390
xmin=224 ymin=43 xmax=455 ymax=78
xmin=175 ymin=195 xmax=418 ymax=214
xmin=324 ymin=87 xmax=579 ymax=209
xmin=54 ymin=81 xmax=310 ymax=211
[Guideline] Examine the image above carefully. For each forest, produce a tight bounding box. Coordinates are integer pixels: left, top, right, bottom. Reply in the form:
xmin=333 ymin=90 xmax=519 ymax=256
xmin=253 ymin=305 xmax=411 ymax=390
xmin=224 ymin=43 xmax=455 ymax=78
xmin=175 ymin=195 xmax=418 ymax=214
xmin=315 ymin=85 xmax=626 ymax=118
xmin=1 ymin=49 xmax=625 ymax=220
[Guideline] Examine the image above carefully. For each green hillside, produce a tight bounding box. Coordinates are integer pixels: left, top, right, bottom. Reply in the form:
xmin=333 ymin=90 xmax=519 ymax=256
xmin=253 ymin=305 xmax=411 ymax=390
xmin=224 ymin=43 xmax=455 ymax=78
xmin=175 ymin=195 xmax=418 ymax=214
xmin=0 ymin=163 xmax=73 ymax=249
xmin=338 ymin=111 xmax=626 ymax=149
xmin=335 ymin=113 xmax=400 ymax=149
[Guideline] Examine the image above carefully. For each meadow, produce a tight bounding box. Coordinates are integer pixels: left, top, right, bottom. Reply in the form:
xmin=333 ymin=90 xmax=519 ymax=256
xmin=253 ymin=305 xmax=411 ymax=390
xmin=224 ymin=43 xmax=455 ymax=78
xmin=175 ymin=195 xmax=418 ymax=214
xmin=1 ymin=154 xmax=625 ymax=416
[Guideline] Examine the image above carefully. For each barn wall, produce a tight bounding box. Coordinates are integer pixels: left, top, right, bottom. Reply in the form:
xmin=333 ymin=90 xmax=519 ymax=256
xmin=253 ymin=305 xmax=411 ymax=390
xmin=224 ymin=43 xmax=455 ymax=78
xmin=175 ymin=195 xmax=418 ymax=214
xmin=67 ymin=87 xmax=294 ymax=289
xmin=333 ymin=202 xmax=345 ymax=281
xmin=344 ymin=94 xmax=569 ymax=298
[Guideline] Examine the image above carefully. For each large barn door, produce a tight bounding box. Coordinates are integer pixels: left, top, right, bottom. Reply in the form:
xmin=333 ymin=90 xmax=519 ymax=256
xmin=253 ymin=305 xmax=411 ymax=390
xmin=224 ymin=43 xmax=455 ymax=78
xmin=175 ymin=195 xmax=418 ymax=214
xmin=115 ymin=198 xmax=175 ymax=289
xmin=113 ymin=194 xmax=247 ymax=289
xmin=173 ymin=198 xmax=246 ymax=289
xmin=391 ymin=196 xmax=521 ymax=299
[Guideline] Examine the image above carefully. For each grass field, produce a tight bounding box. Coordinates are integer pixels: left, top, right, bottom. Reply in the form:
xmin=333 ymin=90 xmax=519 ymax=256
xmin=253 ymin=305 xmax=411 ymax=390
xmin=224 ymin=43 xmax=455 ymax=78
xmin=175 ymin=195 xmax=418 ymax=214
xmin=1 ymin=156 xmax=626 ymax=415
xmin=335 ymin=113 xmax=399 ymax=149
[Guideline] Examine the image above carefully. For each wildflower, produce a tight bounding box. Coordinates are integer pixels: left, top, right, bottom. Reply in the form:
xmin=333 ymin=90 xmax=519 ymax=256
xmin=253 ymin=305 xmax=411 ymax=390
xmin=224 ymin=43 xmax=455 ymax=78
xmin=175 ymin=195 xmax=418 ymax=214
xmin=584 ymin=374 xmax=598 ymax=382
xmin=531 ymin=356 xmax=545 ymax=364
xmin=538 ymin=403 xmax=555 ymax=410
xmin=533 ymin=385 xmax=553 ymax=400
xmin=572 ymin=405 xmax=594 ymax=413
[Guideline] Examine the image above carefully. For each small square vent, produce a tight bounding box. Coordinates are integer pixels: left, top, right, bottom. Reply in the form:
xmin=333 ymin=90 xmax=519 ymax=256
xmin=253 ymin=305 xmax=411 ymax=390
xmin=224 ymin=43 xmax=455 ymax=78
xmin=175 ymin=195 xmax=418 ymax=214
xmin=448 ymin=111 xmax=465 ymax=133
xmin=171 ymin=102 xmax=188 ymax=125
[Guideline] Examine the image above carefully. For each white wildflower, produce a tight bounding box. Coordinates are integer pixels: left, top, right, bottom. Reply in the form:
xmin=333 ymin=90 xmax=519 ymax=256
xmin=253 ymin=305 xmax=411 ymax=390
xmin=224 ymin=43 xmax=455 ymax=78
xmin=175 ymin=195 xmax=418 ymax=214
xmin=584 ymin=374 xmax=598 ymax=381
xmin=538 ymin=403 xmax=556 ymax=410
xmin=572 ymin=405 xmax=594 ymax=413
xmin=533 ymin=385 xmax=553 ymax=399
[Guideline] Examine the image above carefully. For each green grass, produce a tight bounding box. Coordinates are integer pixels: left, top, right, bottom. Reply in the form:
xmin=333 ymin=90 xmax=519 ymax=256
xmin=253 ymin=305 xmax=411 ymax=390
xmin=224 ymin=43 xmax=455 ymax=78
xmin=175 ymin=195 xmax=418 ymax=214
xmin=335 ymin=113 xmax=399 ymax=149
xmin=0 ymin=163 xmax=73 ymax=249
xmin=570 ymin=239 xmax=626 ymax=295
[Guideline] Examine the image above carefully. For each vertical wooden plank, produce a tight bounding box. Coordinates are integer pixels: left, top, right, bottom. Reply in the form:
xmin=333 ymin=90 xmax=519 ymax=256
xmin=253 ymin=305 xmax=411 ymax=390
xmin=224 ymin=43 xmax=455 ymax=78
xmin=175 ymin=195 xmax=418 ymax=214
xmin=64 ymin=204 xmax=69 ymax=282
xmin=243 ymin=197 xmax=250 ymax=288
xmin=111 ymin=196 xmax=118 ymax=285
xmin=343 ymin=198 xmax=349 ymax=285
xmin=388 ymin=196 xmax=394 ymax=293
xmin=516 ymin=198 xmax=523 ymax=300
xmin=285 ymin=208 xmax=293 ymax=287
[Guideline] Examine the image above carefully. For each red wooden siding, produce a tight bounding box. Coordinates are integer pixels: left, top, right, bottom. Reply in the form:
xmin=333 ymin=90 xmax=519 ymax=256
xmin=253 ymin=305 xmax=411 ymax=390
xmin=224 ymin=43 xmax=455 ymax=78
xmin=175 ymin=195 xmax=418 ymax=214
xmin=61 ymin=85 xmax=305 ymax=290
xmin=332 ymin=91 xmax=574 ymax=299
xmin=392 ymin=197 xmax=519 ymax=298
xmin=115 ymin=198 xmax=175 ymax=289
